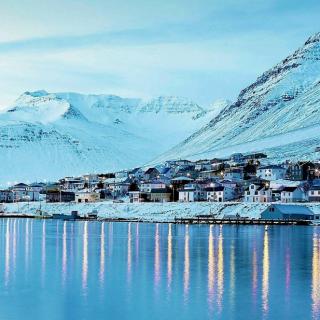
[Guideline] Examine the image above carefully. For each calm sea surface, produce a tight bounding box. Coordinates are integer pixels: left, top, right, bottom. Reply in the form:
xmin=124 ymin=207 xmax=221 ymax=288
xmin=0 ymin=219 xmax=319 ymax=320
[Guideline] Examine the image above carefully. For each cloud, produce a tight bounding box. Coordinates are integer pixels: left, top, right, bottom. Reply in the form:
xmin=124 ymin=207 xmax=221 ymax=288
xmin=0 ymin=0 xmax=320 ymax=108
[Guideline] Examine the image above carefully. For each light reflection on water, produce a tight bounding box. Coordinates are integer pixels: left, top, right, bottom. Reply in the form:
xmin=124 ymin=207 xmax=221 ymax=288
xmin=0 ymin=219 xmax=319 ymax=320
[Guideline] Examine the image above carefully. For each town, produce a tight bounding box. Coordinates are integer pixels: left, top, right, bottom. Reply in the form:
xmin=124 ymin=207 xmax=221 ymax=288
xmin=1 ymin=152 xmax=320 ymax=209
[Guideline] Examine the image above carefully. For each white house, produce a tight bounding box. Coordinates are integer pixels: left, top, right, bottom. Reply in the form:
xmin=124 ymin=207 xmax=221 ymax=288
xmin=75 ymin=192 xmax=100 ymax=203
xmin=244 ymin=184 xmax=272 ymax=203
xmin=129 ymin=191 xmax=141 ymax=203
xmin=178 ymin=184 xmax=204 ymax=202
xmin=281 ymin=186 xmax=306 ymax=203
xmin=140 ymin=181 xmax=166 ymax=193
xmin=206 ymin=186 xmax=225 ymax=202
xmin=61 ymin=177 xmax=85 ymax=191
xmin=256 ymin=165 xmax=286 ymax=181
xmin=308 ymin=186 xmax=320 ymax=202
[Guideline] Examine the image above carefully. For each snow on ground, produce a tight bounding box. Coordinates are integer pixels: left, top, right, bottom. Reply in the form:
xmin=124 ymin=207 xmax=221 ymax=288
xmin=3 ymin=201 xmax=318 ymax=222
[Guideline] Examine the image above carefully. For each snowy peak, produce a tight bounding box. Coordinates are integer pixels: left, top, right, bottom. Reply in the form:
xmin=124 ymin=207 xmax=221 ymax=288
xmin=3 ymin=91 xmax=82 ymax=124
xmin=138 ymin=96 xmax=204 ymax=114
xmin=0 ymin=89 xmax=225 ymax=182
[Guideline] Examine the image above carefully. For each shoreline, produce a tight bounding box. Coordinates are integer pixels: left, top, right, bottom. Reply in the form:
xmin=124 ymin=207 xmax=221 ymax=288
xmin=2 ymin=201 xmax=320 ymax=223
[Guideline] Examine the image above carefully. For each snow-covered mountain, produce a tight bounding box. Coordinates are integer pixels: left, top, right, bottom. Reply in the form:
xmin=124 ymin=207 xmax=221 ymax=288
xmin=0 ymin=91 xmax=225 ymax=182
xmin=153 ymin=32 xmax=320 ymax=164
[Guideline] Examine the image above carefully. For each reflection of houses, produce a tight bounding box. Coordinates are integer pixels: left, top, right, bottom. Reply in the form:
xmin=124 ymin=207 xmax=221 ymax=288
xmin=244 ymin=183 xmax=272 ymax=203
xmin=75 ymin=192 xmax=100 ymax=203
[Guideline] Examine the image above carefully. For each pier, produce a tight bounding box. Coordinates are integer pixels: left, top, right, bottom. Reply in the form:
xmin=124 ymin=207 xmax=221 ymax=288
xmin=174 ymin=216 xmax=311 ymax=225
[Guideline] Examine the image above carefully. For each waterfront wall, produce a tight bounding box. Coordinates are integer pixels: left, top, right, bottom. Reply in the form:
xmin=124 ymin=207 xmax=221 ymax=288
xmin=4 ymin=201 xmax=320 ymax=222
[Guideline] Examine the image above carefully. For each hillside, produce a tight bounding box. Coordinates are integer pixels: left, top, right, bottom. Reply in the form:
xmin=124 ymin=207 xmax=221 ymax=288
xmin=153 ymin=32 xmax=320 ymax=164
xmin=0 ymin=91 xmax=226 ymax=183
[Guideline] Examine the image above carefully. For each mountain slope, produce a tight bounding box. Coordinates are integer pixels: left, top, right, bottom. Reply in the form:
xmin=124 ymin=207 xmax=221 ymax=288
xmin=153 ymin=32 xmax=320 ymax=164
xmin=0 ymin=91 xmax=225 ymax=183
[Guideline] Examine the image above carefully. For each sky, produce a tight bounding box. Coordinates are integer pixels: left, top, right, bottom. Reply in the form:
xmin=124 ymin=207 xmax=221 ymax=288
xmin=0 ymin=0 xmax=320 ymax=108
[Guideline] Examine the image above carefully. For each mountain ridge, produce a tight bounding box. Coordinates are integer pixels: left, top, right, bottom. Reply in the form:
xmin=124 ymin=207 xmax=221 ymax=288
xmin=152 ymin=32 xmax=320 ymax=164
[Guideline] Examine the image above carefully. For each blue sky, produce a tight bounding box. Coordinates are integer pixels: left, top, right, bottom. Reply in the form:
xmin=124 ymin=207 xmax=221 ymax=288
xmin=0 ymin=0 xmax=320 ymax=107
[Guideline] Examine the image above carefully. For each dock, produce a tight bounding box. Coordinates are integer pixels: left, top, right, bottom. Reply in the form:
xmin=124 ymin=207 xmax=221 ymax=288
xmin=174 ymin=216 xmax=311 ymax=225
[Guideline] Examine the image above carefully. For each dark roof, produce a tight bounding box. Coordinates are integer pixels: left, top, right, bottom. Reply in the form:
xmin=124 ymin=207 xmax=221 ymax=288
xmin=310 ymin=186 xmax=320 ymax=191
xmin=205 ymin=186 xmax=224 ymax=192
xmin=150 ymin=188 xmax=171 ymax=194
xmin=129 ymin=167 xmax=141 ymax=174
xmin=259 ymin=165 xmax=285 ymax=170
xmin=13 ymin=183 xmax=29 ymax=187
xmin=282 ymin=187 xmax=298 ymax=192
xmin=144 ymin=167 xmax=159 ymax=174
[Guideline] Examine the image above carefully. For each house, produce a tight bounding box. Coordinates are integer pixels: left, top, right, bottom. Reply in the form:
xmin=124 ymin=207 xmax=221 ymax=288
xmin=9 ymin=183 xmax=40 ymax=202
xmin=128 ymin=168 xmax=144 ymax=180
xmin=104 ymin=177 xmax=130 ymax=197
xmin=244 ymin=152 xmax=267 ymax=161
xmin=308 ymin=186 xmax=320 ymax=202
xmin=138 ymin=188 xmax=172 ymax=202
xmin=0 ymin=190 xmax=14 ymax=203
xmin=148 ymin=189 xmax=171 ymax=202
xmin=140 ymin=181 xmax=166 ymax=193
xmin=224 ymin=167 xmax=244 ymax=181
xmin=46 ymin=191 xmax=75 ymax=202
xmin=256 ymin=165 xmax=286 ymax=181
xmin=194 ymin=160 xmax=212 ymax=172
xmin=205 ymin=186 xmax=225 ymax=202
xmin=159 ymin=167 xmax=175 ymax=179
xmin=178 ymin=184 xmax=205 ymax=202
xmin=82 ymin=174 xmax=100 ymax=189
xmin=230 ymin=153 xmax=245 ymax=164
xmin=60 ymin=177 xmax=85 ymax=191
xmin=261 ymin=204 xmax=316 ymax=220
xmin=205 ymin=184 xmax=237 ymax=202
xmin=114 ymin=170 xmax=129 ymax=179
xmin=244 ymin=184 xmax=272 ymax=203
xmin=281 ymin=186 xmax=306 ymax=203
xmin=143 ymin=167 xmax=160 ymax=181
xmin=286 ymin=161 xmax=315 ymax=181
xmin=75 ymin=192 xmax=100 ymax=203
xmin=199 ymin=170 xmax=222 ymax=179
xmin=129 ymin=191 xmax=142 ymax=203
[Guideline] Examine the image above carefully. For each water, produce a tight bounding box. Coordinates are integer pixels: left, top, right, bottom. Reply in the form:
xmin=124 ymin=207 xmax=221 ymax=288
xmin=0 ymin=219 xmax=319 ymax=320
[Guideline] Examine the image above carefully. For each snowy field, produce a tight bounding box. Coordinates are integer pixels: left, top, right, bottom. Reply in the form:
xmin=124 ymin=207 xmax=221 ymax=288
xmin=3 ymin=201 xmax=320 ymax=222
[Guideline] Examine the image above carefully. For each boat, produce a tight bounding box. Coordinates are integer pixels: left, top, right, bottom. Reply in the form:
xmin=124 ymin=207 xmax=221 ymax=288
xmin=34 ymin=209 xmax=52 ymax=219
xmin=52 ymin=210 xmax=79 ymax=221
